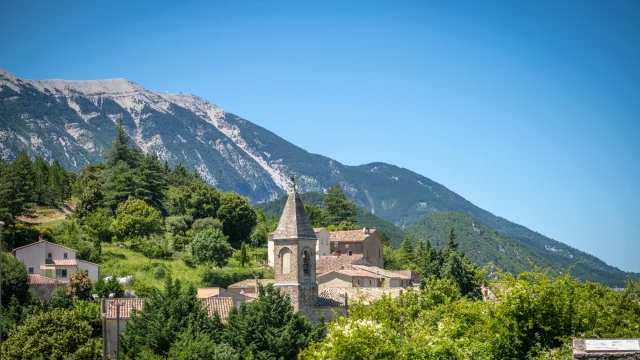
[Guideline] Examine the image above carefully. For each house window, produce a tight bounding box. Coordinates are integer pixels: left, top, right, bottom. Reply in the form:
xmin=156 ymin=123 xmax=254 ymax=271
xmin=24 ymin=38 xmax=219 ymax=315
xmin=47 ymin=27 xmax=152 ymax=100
xmin=369 ymin=280 xmax=372 ymax=285
xmin=63 ymin=253 xmax=68 ymax=259
xmin=56 ymin=269 xmax=68 ymax=278
xmin=348 ymin=250 xmax=353 ymax=256
xmin=28 ymin=267 xmax=34 ymax=274
xmin=45 ymin=269 xmax=52 ymax=278
xmin=47 ymin=253 xmax=52 ymax=259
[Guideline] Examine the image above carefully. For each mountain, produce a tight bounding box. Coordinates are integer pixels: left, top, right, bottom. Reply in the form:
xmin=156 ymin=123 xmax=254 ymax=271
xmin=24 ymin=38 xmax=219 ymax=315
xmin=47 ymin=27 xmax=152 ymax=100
xmin=0 ymin=69 xmax=635 ymax=286
xmin=407 ymin=212 xmax=552 ymax=275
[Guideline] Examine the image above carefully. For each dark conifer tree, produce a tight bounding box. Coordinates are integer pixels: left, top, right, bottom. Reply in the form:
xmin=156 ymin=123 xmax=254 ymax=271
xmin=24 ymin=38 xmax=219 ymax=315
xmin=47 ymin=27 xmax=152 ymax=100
xmin=8 ymin=151 xmax=35 ymax=215
xmin=136 ymin=153 xmax=168 ymax=213
xmin=323 ymin=184 xmax=357 ymax=225
xmin=106 ymin=117 xmax=138 ymax=168
xmin=33 ymin=156 xmax=50 ymax=205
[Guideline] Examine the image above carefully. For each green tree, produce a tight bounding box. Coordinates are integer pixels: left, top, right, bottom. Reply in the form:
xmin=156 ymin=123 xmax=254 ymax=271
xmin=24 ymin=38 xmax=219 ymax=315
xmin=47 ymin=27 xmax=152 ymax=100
xmin=326 ymin=221 xmax=359 ymax=231
xmin=217 ymin=192 xmax=257 ymax=248
xmin=48 ymin=159 xmax=70 ymax=205
xmin=304 ymin=203 xmax=327 ymax=227
xmin=192 ymin=217 xmax=223 ymax=234
xmin=167 ymin=330 xmax=239 ymax=360
xmin=224 ymin=285 xmax=325 ymax=360
xmin=0 ymin=308 xmax=95 ymax=360
xmin=191 ymin=229 xmax=234 ymax=267
xmin=400 ymin=236 xmax=415 ymax=263
xmin=102 ymin=162 xmax=138 ymax=211
xmin=169 ymin=163 xmax=195 ymax=187
xmin=136 ymin=153 xmax=168 ymax=213
xmin=94 ymin=276 xmax=125 ymax=298
xmin=0 ymin=152 xmax=35 ymax=220
xmin=75 ymin=180 xmax=104 ymax=220
xmin=111 ymin=197 xmax=163 ymax=241
xmin=32 ymin=156 xmax=50 ymax=205
xmin=240 ymin=242 xmax=249 ymax=267
xmin=83 ymin=208 xmax=114 ymax=247
xmin=323 ymin=184 xmax=357 ymax=225
xmin=446 ymin=226 xmax=459 ymax=252
xmin=0 ymin=252 xmax=30 ymax=307
xmin=166 ymin=182 xmax=220 ymax=219
xmin=106 ymin=117 xmax=138 ymax=168
xmin=120 ymin=276 xmax=221 ymax=357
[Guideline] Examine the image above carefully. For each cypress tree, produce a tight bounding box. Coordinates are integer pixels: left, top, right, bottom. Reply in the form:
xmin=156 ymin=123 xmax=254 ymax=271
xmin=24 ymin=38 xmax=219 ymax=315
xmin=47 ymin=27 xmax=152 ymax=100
xmin=106 ymin=117 xmax=138 ymax=168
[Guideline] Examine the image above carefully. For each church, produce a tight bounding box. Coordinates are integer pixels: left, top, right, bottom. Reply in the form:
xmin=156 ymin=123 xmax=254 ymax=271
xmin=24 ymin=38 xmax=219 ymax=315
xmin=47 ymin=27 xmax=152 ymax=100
xmin=270 ymin=182 xmax=411 ymax=322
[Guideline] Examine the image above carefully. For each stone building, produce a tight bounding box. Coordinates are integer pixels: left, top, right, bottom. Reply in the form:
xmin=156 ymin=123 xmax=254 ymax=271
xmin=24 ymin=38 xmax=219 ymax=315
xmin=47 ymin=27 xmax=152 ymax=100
xmin=328 ymin=228 xmax=385 ymax=268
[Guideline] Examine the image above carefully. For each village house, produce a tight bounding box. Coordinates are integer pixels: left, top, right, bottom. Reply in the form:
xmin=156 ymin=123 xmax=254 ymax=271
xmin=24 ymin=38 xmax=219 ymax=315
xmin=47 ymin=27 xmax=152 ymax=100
xmin=12 ymin=239 xmax=100 ymax=287
xmin=328 ymin=228 xmax=385 ymax=268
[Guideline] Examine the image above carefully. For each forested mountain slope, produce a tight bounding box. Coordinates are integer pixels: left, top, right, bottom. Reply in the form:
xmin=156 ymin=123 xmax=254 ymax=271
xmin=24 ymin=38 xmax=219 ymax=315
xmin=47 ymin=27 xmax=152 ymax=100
xmin=1 ymin=69 xmax=636 ymax=285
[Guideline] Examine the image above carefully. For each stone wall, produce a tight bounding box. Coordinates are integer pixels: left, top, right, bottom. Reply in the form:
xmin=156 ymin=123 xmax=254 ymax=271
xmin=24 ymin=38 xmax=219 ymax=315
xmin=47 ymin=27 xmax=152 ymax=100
xmin=274 ymin=241 xmax=299 ymax=283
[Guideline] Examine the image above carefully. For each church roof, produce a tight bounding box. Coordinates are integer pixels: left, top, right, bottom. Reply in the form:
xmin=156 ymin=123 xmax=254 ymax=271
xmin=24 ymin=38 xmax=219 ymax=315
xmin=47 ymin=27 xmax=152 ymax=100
xmin=272 ymin=191 xmax=317 ymax=240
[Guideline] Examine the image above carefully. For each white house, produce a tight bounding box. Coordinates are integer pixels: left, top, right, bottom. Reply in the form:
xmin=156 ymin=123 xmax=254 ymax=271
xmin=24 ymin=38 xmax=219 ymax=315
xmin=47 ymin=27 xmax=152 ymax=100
xmin=268 ymin=227 xmax=330 ymax=267
xmin=13 ymin=240 xmax=100 ymax=282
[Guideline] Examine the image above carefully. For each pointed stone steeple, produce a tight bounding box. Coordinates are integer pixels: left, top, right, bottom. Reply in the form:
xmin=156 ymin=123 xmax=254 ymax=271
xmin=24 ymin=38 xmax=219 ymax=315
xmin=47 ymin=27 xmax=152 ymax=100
xmin=272 ymin=180 xmax=317 ymax=240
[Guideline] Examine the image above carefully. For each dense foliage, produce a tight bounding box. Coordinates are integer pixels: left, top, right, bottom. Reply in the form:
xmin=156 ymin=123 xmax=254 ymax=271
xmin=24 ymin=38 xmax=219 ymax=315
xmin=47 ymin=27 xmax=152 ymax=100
xmin=302 ymin=272 xmax=640 ymax=359
xmin=120 ymin=277 xmax=323 ymax=359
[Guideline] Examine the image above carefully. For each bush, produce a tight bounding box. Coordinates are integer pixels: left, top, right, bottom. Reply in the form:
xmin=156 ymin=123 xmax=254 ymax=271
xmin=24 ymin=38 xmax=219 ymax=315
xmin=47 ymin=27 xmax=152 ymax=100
xmin=191 ymin=229 xmax=234 ymax=267
xmin=94 ymin=276 xmax=125 ymax=298
xmin=154 ymin=266 xmax=168 ymax=280
xmin=182 ymin=254 xmax=196 ymax=268
xmin=191 ymin=217 xmax=223 ymax=234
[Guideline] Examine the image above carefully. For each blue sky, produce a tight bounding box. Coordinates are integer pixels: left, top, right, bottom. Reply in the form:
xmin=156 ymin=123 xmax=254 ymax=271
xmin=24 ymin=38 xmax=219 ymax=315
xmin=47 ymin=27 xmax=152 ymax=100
xmin=1 ymin=0 xmax=639 ymax=272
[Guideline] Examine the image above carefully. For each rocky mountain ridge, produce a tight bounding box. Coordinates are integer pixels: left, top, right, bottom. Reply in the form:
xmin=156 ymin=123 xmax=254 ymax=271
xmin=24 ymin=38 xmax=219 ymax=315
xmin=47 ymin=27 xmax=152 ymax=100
xmin=0 ymin=69 xmax=635 ymax=285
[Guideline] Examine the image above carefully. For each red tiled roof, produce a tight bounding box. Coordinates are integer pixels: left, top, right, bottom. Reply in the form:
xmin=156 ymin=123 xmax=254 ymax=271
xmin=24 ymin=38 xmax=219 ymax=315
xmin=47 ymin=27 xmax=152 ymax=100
xmin=316 ymin=254 xmax=365 ymax=273
xmin=329 ymin=229 xmax=377 ymax=242
xmin=103 ymin=299 xmax=145 ymax=319
xmin=202 ymin=297 xmax=234 ymax=322
xmin=316 ymin=287 xmax=404 ymax=307
xmin=12 ymin=240 xmax=78 ymax=254
xmin=45 ymin=259 xmax=77 ymax=266
xmin=351 ymin=265 xmax=410 ymax=279
xmin=28 ymin=274 xmax=68 ymax=285
xmin=227 ymin=279 xmax=274 ymax=289
xmin=102 ymin=298 xmax=236 ymax=321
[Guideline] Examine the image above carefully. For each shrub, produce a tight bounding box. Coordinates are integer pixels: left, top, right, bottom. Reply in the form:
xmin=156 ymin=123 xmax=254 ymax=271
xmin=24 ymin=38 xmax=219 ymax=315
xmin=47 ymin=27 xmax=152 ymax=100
xmin=191 ymin=229 xmax=234 ymax=267
xmin=182 ymin=254 xmax=196 ymax=268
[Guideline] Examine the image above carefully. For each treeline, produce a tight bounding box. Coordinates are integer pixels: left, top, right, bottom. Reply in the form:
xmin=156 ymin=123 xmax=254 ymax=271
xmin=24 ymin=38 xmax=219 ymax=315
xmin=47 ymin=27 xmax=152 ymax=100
xmin=0 ymin=152 xmax=74 ymax=222
xmin=301 ymin=271 xmax=640 ymax=359
xmin=0 ymin=119 xmax=272 ymax=262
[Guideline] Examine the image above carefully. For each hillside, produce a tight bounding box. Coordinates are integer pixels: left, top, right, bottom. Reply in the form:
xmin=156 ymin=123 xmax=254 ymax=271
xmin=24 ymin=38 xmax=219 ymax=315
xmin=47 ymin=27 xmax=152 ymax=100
xmin=406 ymin=212 xmax=552 ymax=275
xmin=1 ymin=69 xmax=637 ymax=285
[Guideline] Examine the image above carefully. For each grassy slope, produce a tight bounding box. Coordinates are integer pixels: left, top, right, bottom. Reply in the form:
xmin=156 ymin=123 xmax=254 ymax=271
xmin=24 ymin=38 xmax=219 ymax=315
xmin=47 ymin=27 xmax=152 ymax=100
xmin=100 ymin=243 xmax=270 ymax=290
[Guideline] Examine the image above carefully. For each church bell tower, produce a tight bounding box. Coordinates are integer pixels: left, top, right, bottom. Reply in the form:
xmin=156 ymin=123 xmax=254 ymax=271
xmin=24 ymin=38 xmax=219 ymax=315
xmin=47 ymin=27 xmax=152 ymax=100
xmin=272 ymin=178 xmax=318 ymax=314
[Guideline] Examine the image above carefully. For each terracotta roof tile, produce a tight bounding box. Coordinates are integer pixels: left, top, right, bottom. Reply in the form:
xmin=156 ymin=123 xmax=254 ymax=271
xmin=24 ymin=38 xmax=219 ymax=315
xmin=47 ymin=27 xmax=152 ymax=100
xmin=316 ymin=287 xmax=404 ymax=307
xmin=316 ymin=254 xmax=365 ymax=273
xmin=351 ymin=265 xmax=410 ymax=279
xmin=102 ymin=298 xmax=236 ymax=321
xmin=45 ymin=259 xmax=78 ymax=266
xmin=201 ymin=297 xmax=234 ymax=322
xmin=272 ymin=191 xmax=317 ymax=240
xmin=227 ymin=279 xmax=274 ymax=289
xmin=329 ymin=229 xmax=377 ymax=242
xmin=103 ymin=299 xmax=145 ymax=319
xmin=28 ymin=274 xmax=68 ymax=285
